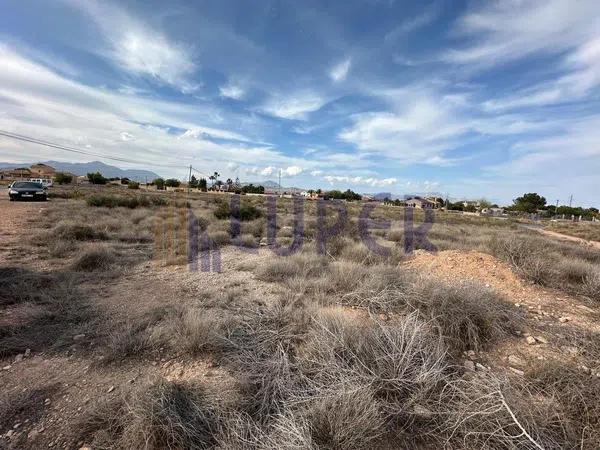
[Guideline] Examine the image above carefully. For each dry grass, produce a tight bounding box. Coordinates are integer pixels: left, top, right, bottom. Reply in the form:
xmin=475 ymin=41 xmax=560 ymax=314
xmin=81 ymin=379 xmax=223 ymax=449
xmin=406 ymin=279 xmax=522 ymax=353
xmin=71 ymin=245 xmax=118 ymax=272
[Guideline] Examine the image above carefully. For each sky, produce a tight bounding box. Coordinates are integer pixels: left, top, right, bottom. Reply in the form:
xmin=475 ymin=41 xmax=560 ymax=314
xmin=1 ymin=0 xmax=599 ymax=206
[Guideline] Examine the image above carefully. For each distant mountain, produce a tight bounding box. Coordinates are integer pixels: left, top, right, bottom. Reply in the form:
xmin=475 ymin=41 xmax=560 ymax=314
xmin=371 ymin=192 xmax=392 ymax=200
xmin=0 ymin=160 xmax=161 ymax=181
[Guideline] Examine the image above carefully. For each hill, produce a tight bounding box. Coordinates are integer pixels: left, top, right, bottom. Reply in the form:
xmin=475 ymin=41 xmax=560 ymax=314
xmin=0 ymin=160 xmax=161 ymax=180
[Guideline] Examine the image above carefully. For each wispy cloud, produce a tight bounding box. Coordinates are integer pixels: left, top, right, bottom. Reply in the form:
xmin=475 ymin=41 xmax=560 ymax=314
xmin=219 ymin=83 xmax=245 ymax=100
xmin=385 ymin=2 xmax=442 ymax=40
xmin=65 ymin=0 xmax=198 ymax=92
xmin=329 ymin=58 xmax=351 ymax=82
xmin=324 ymin=175 xmax=398 ymax=187
xmin=259 ymin=91 xmax=328 ymax=120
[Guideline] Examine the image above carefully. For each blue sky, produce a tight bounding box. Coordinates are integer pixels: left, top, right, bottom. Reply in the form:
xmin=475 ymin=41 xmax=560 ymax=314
xmin=1 ymin=0 xmax=599 ymax=205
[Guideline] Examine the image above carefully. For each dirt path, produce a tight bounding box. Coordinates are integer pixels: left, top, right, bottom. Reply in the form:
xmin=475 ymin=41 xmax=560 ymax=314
xmin=521 ymin=223 xmax=600 ymax=249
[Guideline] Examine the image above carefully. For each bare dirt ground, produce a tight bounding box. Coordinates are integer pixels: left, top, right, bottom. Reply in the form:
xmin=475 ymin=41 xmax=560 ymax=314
xmin=0 ymin=199 xmax=276 ymax=449
xmin=1 ymin=197 xmax=599 ymax=448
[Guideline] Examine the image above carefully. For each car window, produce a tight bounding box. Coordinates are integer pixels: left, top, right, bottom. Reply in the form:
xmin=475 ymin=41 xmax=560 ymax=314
xmin=13 ymin=182 xmax=43 ymax=188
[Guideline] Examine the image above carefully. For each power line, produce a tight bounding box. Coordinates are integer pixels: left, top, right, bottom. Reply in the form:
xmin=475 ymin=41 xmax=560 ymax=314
xmin=0 ymin=129 xmax=190 ymax=170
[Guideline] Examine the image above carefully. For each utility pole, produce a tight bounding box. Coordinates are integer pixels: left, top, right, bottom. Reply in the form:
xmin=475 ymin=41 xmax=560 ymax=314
xmin=278 ymin=169 xmax=282 ymax=196
xmin=188 ymin=165 xmax=192 ymax=195
xmin=569 ymin=194 xmax=573 ymax=208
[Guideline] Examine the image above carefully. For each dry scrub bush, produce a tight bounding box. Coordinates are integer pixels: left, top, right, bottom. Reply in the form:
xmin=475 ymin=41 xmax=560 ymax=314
xmin=339 ymin=241 xmax=407 ymax=266
xmin=300 ymin=312 xmax=448 ymax=420
xmin=526 ymin=360 xmax=600 ymax=448
xmin=70 ymin=245 xmax=117 ymax=272
xmin=442 ymin=373 xmax=569 ymax=449
xmin=582 ymin=268 xmax=600 ymax=301
xmin=53 ymin=221 xmax=108 ymax=241
xmin=82 ymin=379 xmax=223 ymax=449
xmin=0 ymin=268 xmax=89 ymax=356
xmin=488 ymin=234 xmax=554 ymax=285
xmin=406 ymin=279 xmax=522 ymax=353
xmin=340 ymin=263 xmax=411 ymax=311
xmin=255 ymin=252 xmax=328 ymax=282
xmin=231 ymin=297 xmax=315 ymax=418
xmin=210 ymin=230 xmax=231 ymax=247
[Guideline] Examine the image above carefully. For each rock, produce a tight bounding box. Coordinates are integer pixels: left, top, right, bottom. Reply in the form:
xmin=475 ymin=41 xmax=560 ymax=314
xmin=475 ymin=363 xmax=489 ymax=371
xmin=14 ymin=354 xmax=24 ymax=363
xmin=558 ymin=317 xmax=570 ymax=323
xmin=508 ymin=355 xmax=526 ymax=367
xmin=412 ymin=405 xmax=433 ymax=419
xmin=509 ymin=367 xmax=525 ymax=376
xmin=13 ymin=423 xmax=21 ymax=429
xmin=466 ymin=350 xmax=476 ymax=359
xmin=2 ymin=365 xmax=11 ymax=370
xmin=535 ymin=336 xmax=548 ymax=344
xmin=24 ymin=348 xmax=31 ymax=357
xmin=463 ymin=360 xmax=475 ymax=371
xmin=5 ymin=430 xmax=14 ymax=438
xmin=28 ymin=430 xmax=40 ymax=440
xmin=581 ymin=365 xmax=591 ymax=374
xmin=44 ymin=398 xmax=51 ymax=405
xmin=526 ymin=336 xmax=536 ymax=345
xmin=73 ymin=334 xmax=86 ymax=341
xmin=107 ymin=386 xmax=115 ymax=393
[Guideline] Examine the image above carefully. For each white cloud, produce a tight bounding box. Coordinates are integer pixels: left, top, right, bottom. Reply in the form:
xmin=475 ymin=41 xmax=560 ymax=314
xmin=385 ymin=3 xmax=442 ymax=40
xmin=446 ymin=0 xmax=600 ymax=68
xmin=310 ymin=170 xmax=323 ymax=176
xmin=219 ymin=83 xmax=245 ymax=100
xmin=282 ymin=166 xmax=303 ymax=176
xmin=260 ymin=166 xmax=276 ymax=176
xmin=329 ymin=58 xmax=351 ymax=82
xmin=66 ymin=0 xmax=197 ymax=92
xmin=179 ymin=127 xmax=249 ymax=142
xmin=0 ymin=45 xmax=318 ymax=180
xmin=260 ymin=91 xmax=327 ymax=120
xmin=323 ymin=175 xmax=398 ymax=187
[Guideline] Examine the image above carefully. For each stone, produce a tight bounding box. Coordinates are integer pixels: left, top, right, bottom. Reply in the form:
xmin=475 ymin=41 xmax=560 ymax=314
xmin=463 ymin=360 xmax=475 ymax=371
xmin=107 ymin=386 xmax=115 ymax=393
xmin=2 ymin=365 xmax=11 ymax=370
xmin=558 ymin=317 xmax=569 ymax=323
xmin=509 ymin=367 xmax=525 ymax=376
xmin=412 ymin=405 xmax=433 ymax=419
xmin=508 ymin=355 xmax=526 ymax=367
xmin=24 ymin=349 xmax=31 ymax=357
xmin=535 ymin=336 xmax=548 ymax=344
xmin=14 ymin=354 xmax=24 ymax=363
xmin=526 ymin=336 xmax=536 ymax=345
xmin=73 ymin=334 xmax=86 ymax=341
xmin=475 ymin=363 xmax=488 ymax=371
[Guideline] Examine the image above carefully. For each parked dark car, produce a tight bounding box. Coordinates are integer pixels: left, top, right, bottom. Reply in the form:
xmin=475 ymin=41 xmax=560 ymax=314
xmin=8 ymin=181 xmax=47 ymax=201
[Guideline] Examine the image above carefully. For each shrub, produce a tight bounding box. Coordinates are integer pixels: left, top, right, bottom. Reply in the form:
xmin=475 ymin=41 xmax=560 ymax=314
xmin=406 ymin=279 xmax=521 ymax=353
xmin=582 ymin=268 xmax=600 ymax=301
xmin=300 ymin=312 xmax=448 ymax=418
xmin=255 ymin=252 xmax=328 ymax=282
xmin=54 ymin=172 xmax=73 ymax=184
xmin=81 ymin=379 xmax=223 ymax=449
xmin=87 ymin=195 xmax=146 ymax=209
xmin=128 ymin=181 xmax=140 ymax=190
xmin=214 ymin=201 xmax=262 ymax=221
xmin=53 ymin=222 xmax=108 ymax=241
xmin=488 ymin=234 xmax=554 ymax=284
xmin=71 ymin=246 xmax=117 ymax=272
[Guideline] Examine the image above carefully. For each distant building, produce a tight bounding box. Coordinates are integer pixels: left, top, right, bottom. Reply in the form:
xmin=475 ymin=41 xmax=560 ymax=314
xmin=30 ymin=163 xmax=56 ymax=178
xmin=481 ymin=207 xmax=505 ymax=216
xmin=0 ymin=167 xmax=32 ymax=181
xmin=405 ymin=196 xmax=436 ymax=209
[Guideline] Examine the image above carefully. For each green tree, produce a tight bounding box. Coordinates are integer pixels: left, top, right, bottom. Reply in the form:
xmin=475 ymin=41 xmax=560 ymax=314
xmin=153 ymin=178 xmax=165 ymax=190
xmin=87 ymin=172 xmax=107 ymax=185
xmin=512 ymin=193 xmax=546 ymax=213
xmin=164 ymin=178 xmax=181 ymax=188
xmin=199 ymin=178 xmax=207 ymax=191
xmin=128 ymin=181 xmax=140 ymax=190
xmin=54 ymin=172 xmax=73 ymax=185
xmin=189 ymin=175 xmax=198 ymax=188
